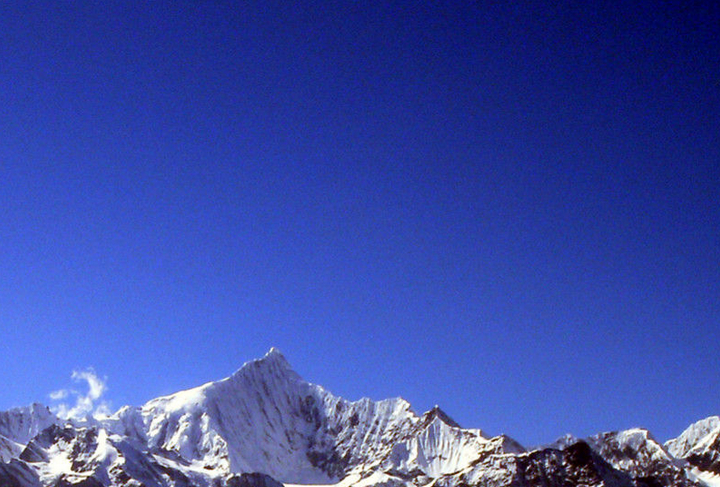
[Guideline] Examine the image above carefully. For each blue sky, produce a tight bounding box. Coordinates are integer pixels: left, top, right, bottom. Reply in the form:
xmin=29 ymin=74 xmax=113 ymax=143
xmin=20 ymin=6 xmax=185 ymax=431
xmin=0 ymin=1 xmax=718 ymax=446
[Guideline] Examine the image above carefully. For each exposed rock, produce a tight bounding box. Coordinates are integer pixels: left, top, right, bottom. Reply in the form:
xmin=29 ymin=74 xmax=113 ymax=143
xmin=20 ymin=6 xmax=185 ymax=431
xmin=226 ymin=472 xmax=284 ymax=487
xmin=0 ymin=459 xmax=41 ymax=487
xmin=0 ymin=349 xmax=715 ymax=487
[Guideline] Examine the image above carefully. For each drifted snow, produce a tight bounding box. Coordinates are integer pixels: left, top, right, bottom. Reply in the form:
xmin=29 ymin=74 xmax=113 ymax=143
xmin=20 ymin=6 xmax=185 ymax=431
xmin=693 ymin=469 xmax=720 ymax=487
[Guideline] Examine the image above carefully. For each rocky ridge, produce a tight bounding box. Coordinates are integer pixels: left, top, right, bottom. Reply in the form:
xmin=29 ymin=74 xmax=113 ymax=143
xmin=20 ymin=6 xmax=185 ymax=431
xmin=0 ymin=349 xmax=717 ymax=487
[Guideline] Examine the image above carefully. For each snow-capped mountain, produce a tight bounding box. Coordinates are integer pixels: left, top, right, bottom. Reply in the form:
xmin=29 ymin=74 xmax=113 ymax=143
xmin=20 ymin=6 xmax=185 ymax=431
xmin=666 ymin=416 xmax=720 ymax=485
xmin=0 ymin=348 xmax=718 ymax=487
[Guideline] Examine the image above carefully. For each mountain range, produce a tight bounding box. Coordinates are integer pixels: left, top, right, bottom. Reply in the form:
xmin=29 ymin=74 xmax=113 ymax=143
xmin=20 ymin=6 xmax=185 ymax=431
xmin=1 ymin=348 xmax=718 ymax=487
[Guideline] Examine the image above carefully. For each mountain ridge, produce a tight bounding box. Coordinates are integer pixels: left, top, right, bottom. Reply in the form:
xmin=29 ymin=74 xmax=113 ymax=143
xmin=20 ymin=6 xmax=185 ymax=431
xmin=0 ymin=348 xmax=717 ymax=487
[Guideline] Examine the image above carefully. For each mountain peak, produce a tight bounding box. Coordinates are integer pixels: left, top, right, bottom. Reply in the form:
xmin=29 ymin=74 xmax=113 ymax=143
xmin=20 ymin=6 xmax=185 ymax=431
xmin=265 ymin=346 xmax=286 ymax=360
xmin=259 ymin=346 xmax=291 ymax=369
xmin=1 ymin=352 xmax=718 ymax=487
xmin=227 ymin=347 xmax=296 ymax=384
xmin=421 ymin=405 xmax=462 ymax=428
xmin=665 ymin=415 xmax=720 ymax=459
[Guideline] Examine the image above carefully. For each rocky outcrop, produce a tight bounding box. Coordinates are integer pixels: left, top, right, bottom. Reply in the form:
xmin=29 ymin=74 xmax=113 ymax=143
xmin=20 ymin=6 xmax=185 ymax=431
xmin=0 ymin=349 xmax=715 ymax=487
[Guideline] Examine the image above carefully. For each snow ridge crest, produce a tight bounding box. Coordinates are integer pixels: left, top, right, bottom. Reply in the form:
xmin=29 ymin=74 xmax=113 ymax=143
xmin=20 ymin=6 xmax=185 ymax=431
xmin=0 ymin=348 xmax=718 ymax=487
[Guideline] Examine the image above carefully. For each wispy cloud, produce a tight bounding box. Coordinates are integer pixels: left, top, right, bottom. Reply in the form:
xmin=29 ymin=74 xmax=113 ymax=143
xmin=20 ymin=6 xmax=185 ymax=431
xmin=50 ymin=368 xmax=112 ymax=420
xmin=48 ymin=389 xmax=68 ymax=401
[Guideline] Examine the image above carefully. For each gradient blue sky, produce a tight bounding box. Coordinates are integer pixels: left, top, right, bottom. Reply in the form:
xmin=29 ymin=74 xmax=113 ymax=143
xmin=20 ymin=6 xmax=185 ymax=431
xmin=1 ymin=1 xmax=718 ymax=446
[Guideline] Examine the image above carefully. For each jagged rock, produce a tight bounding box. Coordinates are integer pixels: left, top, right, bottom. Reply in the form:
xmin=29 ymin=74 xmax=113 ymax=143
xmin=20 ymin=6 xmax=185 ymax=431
xmin=226 ymin=472 xmax=284 ymax=487
xmin=0 ymin=349 xmax=715 ymax=487
xmin=53 ymin=476 xmax=105 ymax=487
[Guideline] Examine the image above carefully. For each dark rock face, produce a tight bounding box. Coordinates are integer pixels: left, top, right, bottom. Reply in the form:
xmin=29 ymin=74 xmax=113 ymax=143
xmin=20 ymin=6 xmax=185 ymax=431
xmin=18 ymin=441 xmax=48 ymax=463
xmin=513 ymin=439 xmax=700 ymax=487
xmin=20 ymin=424 xmax=76 ymax=463
xmin=53 ymin=477 xmax=105 ymax=487
xmin=306 ymin=448 xmax=350 ymax=479
xmin=685 ymin=432 xmax=720 ymax=474
xmin=432 ymin=438 xmax=706 ymax=487
xmin=463 ymin=441 xmax=635 ymax=487
xmin=420 ymin=406 xmax=462 ymax=429
xmin=513 ymin=441 xmax=631 ymax=487
xmin=226 ymin=472 xmax=284 ymax=487
xmin=0 ymin=459 xmax=41 ymax=487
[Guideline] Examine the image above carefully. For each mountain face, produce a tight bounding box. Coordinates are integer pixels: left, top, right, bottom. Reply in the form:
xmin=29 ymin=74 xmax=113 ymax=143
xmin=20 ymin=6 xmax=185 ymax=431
xmin=666 ymin=416 xmax=720 ymax=478
xmin=1 ymin=349 xmax=718 ymax=487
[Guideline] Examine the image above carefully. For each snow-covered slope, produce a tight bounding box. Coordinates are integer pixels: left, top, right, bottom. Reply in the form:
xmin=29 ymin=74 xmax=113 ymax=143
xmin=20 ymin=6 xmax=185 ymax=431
xmin=0 ymin=348 xmax=717 ymax=487
xmin=140 ymin=348 xmax=330 ymax=483
xmin=667 ymin=416 xmax=720 ymax=476
xmin=134 ymin=348 xmax=513 ymax=484
xmin=0 ymin=403 xmax=58 ymax=446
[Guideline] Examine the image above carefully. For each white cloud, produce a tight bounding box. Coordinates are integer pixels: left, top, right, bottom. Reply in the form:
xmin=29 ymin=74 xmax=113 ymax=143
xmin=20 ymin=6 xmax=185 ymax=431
xmin=50 ymin=368 xmax=111 ymax=420
xmin=49 ymin=389 xmax=68 ymax=401
xmin=72 ymin=369 xmax=106 ymax=401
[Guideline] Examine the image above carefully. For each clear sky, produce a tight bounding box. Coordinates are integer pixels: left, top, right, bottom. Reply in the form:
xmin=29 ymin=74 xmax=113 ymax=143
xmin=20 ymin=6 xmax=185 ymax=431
xmin=0 ymin=1 xmax=718 ymax=447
